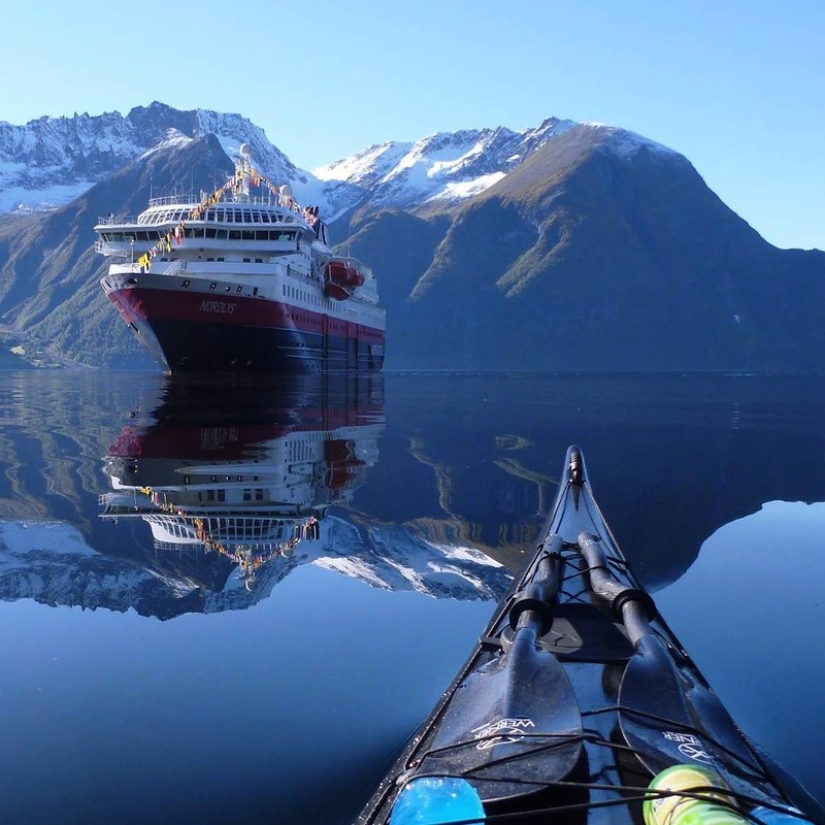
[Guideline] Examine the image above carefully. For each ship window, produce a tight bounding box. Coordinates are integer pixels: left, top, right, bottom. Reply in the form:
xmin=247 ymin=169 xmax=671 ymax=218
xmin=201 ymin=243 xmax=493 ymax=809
xmin=242 ymin=230 xmax=254 ymax=241
xmin=255 ymin=258 xmax=263 ymax=263
xmin=225 ymin=211 xmax=234 ymax=222
xmin=234 ymin=210 xmax=243 ymax=222
xmin=207 ymin=257 xmax=214 ymax=262
xmin=253 ymin=287 xmax=258 ymax=296
xmin=218 ymin=257 xmax=225 ymax=261
xmin=243 ymin=211 xmax=252 ymax=222
xmin=252 ymin=212 xmax=260 ymax=223
xmin=206 ymin=210 xmax=215 ymax=221
xmin=255 ymin=230 xmax=268 ymax=241
xmin=225 ymin=286 xmax=231 ymax=292
xmin=209 ymin=282 xmax=217 ymax=291
xmin=243 ymin=489 xmax=251 ymax=502
xmin=182 ymin=280 xmax=190 ymax=287
xmin=255 ymin=490 xmax=264 ymax=501
xmin=236 ymin=286 xmax=242 ymax=293
xmin=261 ymin=213 xmax=270 ymax=223
xmin=193 ymin=228 xmax=205 ymax=238
xmin=205 ymin=228 xmax=217 ymax=238
xmin=243 ymin=258 xmax=251 ymax=263
xmin=229 ymin=230 xmax=241 ymax=240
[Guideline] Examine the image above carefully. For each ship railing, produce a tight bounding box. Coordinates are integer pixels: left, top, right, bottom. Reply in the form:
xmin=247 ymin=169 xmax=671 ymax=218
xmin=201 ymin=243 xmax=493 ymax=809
xmin=145 ymin=193 xmax=282 ymax=208
xmin=97 ymin=215 xmax=142 ymax=226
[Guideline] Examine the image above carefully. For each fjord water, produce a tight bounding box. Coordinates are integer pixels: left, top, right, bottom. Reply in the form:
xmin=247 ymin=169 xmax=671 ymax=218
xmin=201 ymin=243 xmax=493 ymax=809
xmin=0 ymin=370 xmax=823 ymax=824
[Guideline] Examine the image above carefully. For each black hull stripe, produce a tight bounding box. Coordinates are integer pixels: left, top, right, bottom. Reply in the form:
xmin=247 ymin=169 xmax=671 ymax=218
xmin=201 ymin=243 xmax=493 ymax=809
xmin=132 ymin=318 xmax=385 ymax=374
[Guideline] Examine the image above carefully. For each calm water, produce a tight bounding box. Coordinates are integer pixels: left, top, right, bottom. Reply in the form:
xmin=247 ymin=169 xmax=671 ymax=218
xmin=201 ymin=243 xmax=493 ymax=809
xmin=0 ymin=370 xmax=823 ymax=824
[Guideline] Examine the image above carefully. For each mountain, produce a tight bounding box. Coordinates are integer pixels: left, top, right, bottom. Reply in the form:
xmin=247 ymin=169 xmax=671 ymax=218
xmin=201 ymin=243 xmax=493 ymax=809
xmin=0 ymin=103 xmax=823 ymax=371
xmin=351 ymin=124 xmax=825 ymax=371
xmin=0 ymin=516 xmax=512 ymax=620
xmin=0 ymin=102 xmax=302 ymax=213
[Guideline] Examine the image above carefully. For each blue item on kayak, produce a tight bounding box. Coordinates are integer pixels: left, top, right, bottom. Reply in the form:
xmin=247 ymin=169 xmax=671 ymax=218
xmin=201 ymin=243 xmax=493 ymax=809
xmin=389 ymin=777 xmax=484 ymax=825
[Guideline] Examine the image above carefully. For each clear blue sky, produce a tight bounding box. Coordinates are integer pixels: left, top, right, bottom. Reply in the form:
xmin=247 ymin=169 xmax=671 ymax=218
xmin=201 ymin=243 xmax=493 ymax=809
xmin=1 ymin=0 xmax=822 ymax=250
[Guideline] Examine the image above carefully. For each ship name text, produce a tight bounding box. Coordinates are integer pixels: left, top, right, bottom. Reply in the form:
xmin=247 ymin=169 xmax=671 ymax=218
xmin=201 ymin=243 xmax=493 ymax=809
xmin=199 ymin=300 xmax=237 ymax=315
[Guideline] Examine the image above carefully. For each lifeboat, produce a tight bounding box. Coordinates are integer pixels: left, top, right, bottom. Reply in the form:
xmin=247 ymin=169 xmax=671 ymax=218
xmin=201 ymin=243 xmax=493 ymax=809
xmin=324 ymin=439 xmax=365 ymax=489
xmin=323 ymin=281 xmax=351 ymax=301
xmin=323 ymin=258 xmax=366 ymax=300
xmin=326 ymin=259 xmax=365 ymax=288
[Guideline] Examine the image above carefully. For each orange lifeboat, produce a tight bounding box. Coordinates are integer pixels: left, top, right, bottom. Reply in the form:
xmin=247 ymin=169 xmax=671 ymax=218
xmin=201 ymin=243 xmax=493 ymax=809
xmin=324 ymin=439 xmax=364 ymax=489
xmin=326 ymin=259 xmax=365 ymax=288
xmin=323 ymin=281 xmax=351 ymax=300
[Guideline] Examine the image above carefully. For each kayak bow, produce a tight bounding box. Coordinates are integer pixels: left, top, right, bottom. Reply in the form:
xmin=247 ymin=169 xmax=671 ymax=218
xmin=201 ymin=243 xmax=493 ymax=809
xmin=358 ymin=446 xmax=824 ymax=825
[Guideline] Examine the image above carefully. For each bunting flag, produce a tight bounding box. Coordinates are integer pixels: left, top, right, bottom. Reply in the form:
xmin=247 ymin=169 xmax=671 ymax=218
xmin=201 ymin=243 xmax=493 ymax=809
xmin=133 ymin=160 xmax=309 ymax=274
xmin=132 ymin=483 xmax=317 ymax=565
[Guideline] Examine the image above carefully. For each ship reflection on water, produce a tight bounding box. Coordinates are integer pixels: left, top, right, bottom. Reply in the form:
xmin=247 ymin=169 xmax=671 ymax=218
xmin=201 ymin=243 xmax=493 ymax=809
xmin=98 ymin=373 xmax=385 ymax=593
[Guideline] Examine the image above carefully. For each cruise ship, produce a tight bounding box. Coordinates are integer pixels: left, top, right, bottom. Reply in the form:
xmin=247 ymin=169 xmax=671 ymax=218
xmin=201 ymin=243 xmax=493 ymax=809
xmin=95 ymin=144 xmax=386 ymax=373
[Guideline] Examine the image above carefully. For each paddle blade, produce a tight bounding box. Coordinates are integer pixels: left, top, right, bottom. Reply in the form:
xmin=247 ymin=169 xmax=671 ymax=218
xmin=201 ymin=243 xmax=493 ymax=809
xmin=618 ymin=634 xmax=714 ymax=776
xmin=417 ymin=628 xmax=583 ymax=802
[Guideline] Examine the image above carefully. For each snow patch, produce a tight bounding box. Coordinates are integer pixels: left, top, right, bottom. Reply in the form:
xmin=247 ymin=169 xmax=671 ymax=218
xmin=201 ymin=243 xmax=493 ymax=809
xmin=435 ymin=544 xmax=504 ymax=566
xmin=0 ymin=181 xmax=96 ymax=213
xmin=427 ymin=172 xmax=506 ymax=202
xmin=586 ymin=123 xmax=681 ymax=160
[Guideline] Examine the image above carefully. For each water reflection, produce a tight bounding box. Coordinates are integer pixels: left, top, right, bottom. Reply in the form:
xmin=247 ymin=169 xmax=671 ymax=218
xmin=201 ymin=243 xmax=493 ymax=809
xmin=657 ymin=500 xmax=825 ymax=809
xmin=99 ymin=374 xmax=382 ymax=592
xmin=91 ymin=374 xmax=512 ymax=616
xmin=2 ymin=372 xmax=825 ymax=821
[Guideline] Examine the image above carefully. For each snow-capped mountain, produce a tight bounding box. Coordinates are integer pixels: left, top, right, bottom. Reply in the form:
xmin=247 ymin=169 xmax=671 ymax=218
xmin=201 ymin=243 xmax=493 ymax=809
xmin=0 ymin=102 xmax=680 ymax=222
xmin=0 ymin=517 xmax=513 ymax=620
xmin=0 ymin=102 xmax=305 ymax=214
xmin=312 ymin=118 xmax=581 ymax=215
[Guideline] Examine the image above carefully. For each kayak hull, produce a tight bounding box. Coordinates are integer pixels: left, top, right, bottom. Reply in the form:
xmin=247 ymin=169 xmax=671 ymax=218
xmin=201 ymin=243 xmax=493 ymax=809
xmin=357 ymin=446 xmax=824 ymax=825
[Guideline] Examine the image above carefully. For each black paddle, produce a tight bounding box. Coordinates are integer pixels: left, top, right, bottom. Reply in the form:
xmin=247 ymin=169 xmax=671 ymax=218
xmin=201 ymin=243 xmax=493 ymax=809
xmin=417 ymin=552 xmax=583 ymax=802
xmin=576 ymin=530 xmax=815 ymax=816
xmin=576 ymin=531 xmax=752 ymax=775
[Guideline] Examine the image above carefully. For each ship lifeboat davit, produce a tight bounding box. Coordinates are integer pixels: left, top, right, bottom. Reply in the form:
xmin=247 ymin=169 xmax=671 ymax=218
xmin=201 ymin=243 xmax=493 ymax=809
xmin=324 ymin=258 xmax=364 ymax=300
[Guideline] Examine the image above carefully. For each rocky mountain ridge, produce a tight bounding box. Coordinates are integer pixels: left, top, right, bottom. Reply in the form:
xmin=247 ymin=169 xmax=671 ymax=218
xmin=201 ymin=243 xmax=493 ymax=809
xmin=0 ymin=103 xmax=675 ymax=223
xmin=0 ymin=103 xmax=301 ymax=213
xmin=0 ymin=516 xmax=511 ymax=620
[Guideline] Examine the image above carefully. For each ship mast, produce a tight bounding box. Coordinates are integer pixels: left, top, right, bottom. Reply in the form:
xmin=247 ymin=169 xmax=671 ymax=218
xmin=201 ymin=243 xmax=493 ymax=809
xmin=236 ymin=143 xmax=253 ymax=203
